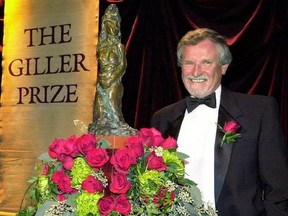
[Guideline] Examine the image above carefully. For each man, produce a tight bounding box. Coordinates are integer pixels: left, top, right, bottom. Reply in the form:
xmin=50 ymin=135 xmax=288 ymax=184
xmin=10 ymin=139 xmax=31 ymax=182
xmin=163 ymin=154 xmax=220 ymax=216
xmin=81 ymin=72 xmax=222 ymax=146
xmin=151 ymin=28 xmax=288 ymax=215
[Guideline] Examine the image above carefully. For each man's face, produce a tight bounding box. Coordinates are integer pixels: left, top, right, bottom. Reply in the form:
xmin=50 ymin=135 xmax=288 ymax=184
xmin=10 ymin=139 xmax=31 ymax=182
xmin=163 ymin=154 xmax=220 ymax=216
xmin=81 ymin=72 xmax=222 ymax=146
xmin=181 ymin=39 xmax=229 ymax=98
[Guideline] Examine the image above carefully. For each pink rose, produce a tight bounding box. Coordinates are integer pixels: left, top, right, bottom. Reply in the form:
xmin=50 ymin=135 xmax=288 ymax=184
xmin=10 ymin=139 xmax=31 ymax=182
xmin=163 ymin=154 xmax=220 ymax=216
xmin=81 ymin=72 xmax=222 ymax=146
xmin=62 ymin=135 xmax=79 ymax=157
xmin=219 ymin=121 xmax=241 ymax=147
xmin=161 ymin=136 xmax=177 ymax=149
xmin=62 ymin=156 xmax=74 ymax=170
xmin=52 ymin=170 xmax=66 ymax=183
xmin=125 ymin=136 xmax=144 ymax=163
xmin=85 ymin=148 xmax=109 ymax=169
xmin=42 ymin=165 xmax=49 ymax=175
xmin=48 ymin=138 xmax=65 ymax=159
xmin=52 ymin=170 xmax=76 ymax=194
xmin=223 ymin=121 xmax=241 ymax=134
xmin=57 ymin=194 xmax=67 ymax=201
xmin=58 ymin=175 xmax=75 ymax=194
xmin=77 ymin=133 xmax=97 ymax=155
xmin=146 ymin=151 xmax=167 ymax=171
xmin=110 ymin=148 xmax=133 ymax=175
xmin=82 ymin=175 xmax=104 ymax=193
xmin=98 ymin=196 xmax=116 ymax=216
xmin=139 ymin=128 xmax=165 ymax=147
xmin=110 ymin=173 xmax=131 ymax=194
xmin=115 ymin=194 xmax=131 ymax=215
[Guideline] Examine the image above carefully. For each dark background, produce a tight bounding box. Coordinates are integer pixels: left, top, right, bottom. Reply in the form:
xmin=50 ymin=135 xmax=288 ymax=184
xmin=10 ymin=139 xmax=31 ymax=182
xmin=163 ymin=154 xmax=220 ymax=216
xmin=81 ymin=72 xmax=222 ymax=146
xmin=99 ymin=0 xmax=288 ymax=141
xmin=1 ymin=0 xmax=287 ymax=141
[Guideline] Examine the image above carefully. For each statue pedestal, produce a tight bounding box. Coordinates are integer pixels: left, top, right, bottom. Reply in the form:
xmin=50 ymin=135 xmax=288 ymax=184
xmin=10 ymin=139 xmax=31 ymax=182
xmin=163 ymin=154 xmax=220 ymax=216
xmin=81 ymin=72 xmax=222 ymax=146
xmin=98 ymin=136 xmax=129 ymax=149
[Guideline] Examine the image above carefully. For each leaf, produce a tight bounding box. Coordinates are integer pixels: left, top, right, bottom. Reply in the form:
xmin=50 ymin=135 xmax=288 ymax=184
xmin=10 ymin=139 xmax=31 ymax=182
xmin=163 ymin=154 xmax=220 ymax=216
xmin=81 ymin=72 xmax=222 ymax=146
xmin=146 ymin=203 xmax=162 ymax=215
xmin=188 ymin=185 xmax=203 ymax=208
xmin=38 ymin=152 xmax=54 ymax=162
xmin=216 ymin=124 xmax=224 ymax=132
xmin=97 ymin=138 xmax=111 ymax=149
xmin=18 ymin=206 xmax=37 ymax=216
xmin=175 ymin=151 xmax=190 ymax=160
xmin=66 ymin=193 xmax=80 ymax=207
xmin=63 ymin=212 xmax=77 ymax=216
xmin=27 ymin=177 xmax=37 ymax=184
xmin=54 ymin=161 xmax=63 ymax=170
xmin=35 ymin=201 xmax=57 ymax=216
xmin=183 ymin=202 xmax=197 ymax=215
xmin=177 ymin=178 xmax=197 ymax=186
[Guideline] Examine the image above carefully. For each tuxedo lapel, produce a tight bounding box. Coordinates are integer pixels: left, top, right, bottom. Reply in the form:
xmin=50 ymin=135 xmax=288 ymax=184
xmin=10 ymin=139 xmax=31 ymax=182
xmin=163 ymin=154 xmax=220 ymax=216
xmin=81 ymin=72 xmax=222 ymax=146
xmin=214 ymin=88 xmax=243 ymax=203
xmin=161 ymin=99 xmax=186 ymax=139
xmin=165 ymin=113 xmax=185 ymax=139
xmin=214 ymin=105 xmax=235 ymax=203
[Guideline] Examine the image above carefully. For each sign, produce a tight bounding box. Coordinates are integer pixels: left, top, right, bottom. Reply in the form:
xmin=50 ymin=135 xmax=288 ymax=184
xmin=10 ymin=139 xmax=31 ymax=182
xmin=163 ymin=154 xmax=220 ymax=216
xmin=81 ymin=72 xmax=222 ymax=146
xmin=0 ymin=0 xmax=99 ymax=212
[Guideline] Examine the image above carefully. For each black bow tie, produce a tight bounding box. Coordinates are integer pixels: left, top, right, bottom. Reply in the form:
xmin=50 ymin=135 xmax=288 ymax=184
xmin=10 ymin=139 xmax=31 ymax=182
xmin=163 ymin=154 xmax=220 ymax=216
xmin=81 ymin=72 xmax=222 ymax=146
xmin=185 ymin=92 xmax=216 ymax=113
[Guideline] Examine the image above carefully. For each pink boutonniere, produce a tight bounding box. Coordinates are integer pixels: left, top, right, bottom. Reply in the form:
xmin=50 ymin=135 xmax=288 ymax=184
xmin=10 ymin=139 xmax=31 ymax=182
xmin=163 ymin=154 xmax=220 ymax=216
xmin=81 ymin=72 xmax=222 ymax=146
xmin=217 ymin=120 xmax=241 ymax=147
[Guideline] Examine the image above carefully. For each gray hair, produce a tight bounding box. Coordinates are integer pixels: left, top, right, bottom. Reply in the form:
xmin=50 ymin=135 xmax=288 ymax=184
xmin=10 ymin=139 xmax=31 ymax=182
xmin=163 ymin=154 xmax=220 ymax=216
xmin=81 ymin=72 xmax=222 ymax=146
xmin=177 ymin=28 xmax=232 ymax=67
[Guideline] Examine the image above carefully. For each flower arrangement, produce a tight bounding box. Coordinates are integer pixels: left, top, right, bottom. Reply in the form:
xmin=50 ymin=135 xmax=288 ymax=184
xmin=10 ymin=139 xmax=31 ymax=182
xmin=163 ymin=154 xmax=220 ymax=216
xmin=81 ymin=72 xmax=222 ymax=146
xmin=19 ymin=128 xmax=217 ymax=216
xmin=217 ymin=121 xmax=241 ymax=147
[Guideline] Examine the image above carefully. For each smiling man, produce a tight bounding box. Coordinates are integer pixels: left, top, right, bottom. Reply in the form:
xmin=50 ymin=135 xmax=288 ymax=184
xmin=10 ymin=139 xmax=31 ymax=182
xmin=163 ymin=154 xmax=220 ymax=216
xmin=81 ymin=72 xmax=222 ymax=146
xmin=151 ymin=28 xmax=288 ymax=216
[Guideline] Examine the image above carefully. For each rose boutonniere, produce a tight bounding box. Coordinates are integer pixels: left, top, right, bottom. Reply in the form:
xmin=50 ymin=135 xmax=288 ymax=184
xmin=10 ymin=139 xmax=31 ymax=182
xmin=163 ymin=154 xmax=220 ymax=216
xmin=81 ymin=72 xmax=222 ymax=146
xmin=218 ymin=120 xmax=241 ymax=147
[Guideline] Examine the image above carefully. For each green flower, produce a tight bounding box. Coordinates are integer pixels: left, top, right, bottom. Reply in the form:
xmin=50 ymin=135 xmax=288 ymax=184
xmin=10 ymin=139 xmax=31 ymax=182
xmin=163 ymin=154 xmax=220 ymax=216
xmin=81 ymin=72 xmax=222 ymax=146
xmin=37 ymin=175 xmax=51 ymax=199
xmin=162 ymin=150 xmax=185 ymax=178
xmin=76 ymin=191 xmax=103 ymax=216
xmin=138 ymin=170 xmax=162 ymax=196
xmin=71 ymin=157 xmax=93 ymax=188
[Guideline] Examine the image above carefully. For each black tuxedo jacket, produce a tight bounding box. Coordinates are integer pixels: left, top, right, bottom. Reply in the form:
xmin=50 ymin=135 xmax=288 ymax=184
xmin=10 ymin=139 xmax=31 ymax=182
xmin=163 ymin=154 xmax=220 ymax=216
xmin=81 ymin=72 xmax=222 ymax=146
xmin=151 ymin=88 xmax=288 ymax=216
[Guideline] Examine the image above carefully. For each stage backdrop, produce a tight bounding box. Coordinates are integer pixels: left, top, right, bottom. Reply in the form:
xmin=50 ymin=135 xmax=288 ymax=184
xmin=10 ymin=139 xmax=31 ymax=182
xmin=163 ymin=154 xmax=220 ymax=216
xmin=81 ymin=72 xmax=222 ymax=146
xmin=0 ymin=0 xmax=99 ymax=212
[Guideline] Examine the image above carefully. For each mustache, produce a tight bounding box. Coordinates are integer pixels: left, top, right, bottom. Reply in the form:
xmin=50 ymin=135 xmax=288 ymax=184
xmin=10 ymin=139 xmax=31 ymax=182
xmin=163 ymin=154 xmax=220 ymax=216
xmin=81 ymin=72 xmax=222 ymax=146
xmin=186 ymin=75 xmax=208 ymax=82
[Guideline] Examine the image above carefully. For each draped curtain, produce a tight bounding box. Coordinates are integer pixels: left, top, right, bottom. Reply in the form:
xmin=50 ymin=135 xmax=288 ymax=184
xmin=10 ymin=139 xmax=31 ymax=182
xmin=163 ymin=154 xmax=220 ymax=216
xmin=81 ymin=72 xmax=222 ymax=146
xmin=99 ymin=0 xmax=288 ymax=141
xmin=0 ymin=0 xmax=286 ymax=140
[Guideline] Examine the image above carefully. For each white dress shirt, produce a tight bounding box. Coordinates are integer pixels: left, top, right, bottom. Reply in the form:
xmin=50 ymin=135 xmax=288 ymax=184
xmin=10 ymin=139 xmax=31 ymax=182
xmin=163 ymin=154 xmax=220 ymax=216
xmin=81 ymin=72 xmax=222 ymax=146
xmin=177 ymin=86 xmax=221 ymax=208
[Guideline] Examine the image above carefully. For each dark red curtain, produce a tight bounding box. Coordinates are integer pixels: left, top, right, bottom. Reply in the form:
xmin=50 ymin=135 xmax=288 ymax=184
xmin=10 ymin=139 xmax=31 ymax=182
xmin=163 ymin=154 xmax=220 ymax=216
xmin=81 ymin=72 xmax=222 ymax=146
xmin=0 ymin=1 xmax=286 ymax=140
xmin=100 ymin=0 xmax=288 ymax=141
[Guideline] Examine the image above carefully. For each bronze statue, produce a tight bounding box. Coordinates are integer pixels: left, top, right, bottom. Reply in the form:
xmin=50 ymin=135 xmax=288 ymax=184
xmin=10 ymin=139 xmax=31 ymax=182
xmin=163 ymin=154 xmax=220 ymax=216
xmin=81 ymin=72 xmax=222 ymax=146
xmin=89 ymin=4 xmax=137 ymax=136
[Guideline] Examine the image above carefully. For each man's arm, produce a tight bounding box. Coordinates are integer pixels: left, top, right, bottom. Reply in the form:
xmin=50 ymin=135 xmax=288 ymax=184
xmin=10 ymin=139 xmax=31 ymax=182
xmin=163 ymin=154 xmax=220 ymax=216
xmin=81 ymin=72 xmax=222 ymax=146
xmin=259 ymin=97 xmax=288 ymax=215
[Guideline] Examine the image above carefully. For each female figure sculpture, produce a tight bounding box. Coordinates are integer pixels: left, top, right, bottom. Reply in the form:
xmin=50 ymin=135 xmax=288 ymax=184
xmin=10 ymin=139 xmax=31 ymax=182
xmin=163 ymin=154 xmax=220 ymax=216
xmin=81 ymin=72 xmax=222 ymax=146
xmin=89 ymin=4 xmax=137 ymax=136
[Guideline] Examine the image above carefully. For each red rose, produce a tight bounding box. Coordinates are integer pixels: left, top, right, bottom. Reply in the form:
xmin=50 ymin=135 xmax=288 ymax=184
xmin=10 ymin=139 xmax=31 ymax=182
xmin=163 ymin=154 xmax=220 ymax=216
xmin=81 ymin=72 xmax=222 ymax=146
xmin=52 ymin=170 xmax=65 ymax=183
xmin=58 ymin=175 xmax=75 ymax=194
xmin=110 ymin=173 xmax=131 ymax=194
xmin=110 ymin=148 xmax=133 ymax=175
xmin=57 ymin=194 xmax=67 ymax=201
xmin=62 ymin=156 xmax=74 ymax=170
xmin=146 ymin=151 xmax=167 ymax=171
xmin=82 ymin=175 xmax=104 ymax=193
xmin=62 ymin=135 xmax=79 ymax=157
xmin=125 ymin=136 xmax=144 ymax=163
xmin=161 ymin=136 xmax=177 ymax=149
xmin=77 ymin=133 xmax=97 ymax=155
xmin=153 ymin=188 xmax=175 ymax=208
xmin=139 ymin=128 xmax=165 ymax=147
xmin=85 ymin=148 xmax=109 ymax=169
xmin=98 ymin=196 xmax=116 ymax=216
xmin=48 ymin=138 xmax=65 ymax=159
xmin=223 ymin=121 xmax=241 ymax=134
xmin=115 ymin=194 xmax=131 ymax=215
